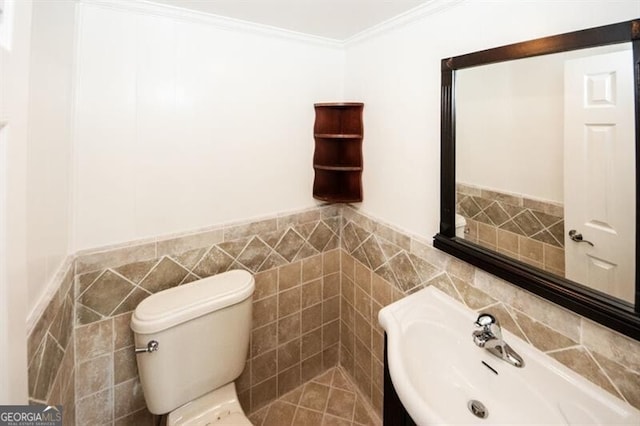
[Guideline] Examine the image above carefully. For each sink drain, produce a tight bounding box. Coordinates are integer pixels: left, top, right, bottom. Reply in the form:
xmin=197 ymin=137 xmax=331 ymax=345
xmin=468 ymin=400 xmax=488 ymax=419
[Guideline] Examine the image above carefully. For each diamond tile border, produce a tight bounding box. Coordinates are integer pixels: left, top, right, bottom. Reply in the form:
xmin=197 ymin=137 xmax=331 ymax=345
xmin=75 ymin=206 xmax=341 ymax=275
xmin=75 ymin=212 xmax=341 ymax=327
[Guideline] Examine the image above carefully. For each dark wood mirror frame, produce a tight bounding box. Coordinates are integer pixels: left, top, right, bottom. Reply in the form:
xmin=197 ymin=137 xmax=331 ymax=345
xmin=434 ymin=19 xmax=640 ymax=341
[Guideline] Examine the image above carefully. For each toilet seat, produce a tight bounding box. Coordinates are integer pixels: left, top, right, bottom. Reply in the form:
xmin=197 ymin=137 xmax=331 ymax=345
xmin=167 ymin=383 xmax=252 ymax=426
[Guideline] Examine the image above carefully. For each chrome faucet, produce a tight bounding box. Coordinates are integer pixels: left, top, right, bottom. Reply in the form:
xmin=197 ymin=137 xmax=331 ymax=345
xmin=472 ymin=313 xmax=524 ymax=368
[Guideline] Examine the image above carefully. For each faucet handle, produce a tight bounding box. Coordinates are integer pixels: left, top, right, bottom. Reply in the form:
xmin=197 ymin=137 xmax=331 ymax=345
xmin=475 ymin=313 xmax=498 ymax=329
xmin=475 ymin=313 xmax=502 ymax=339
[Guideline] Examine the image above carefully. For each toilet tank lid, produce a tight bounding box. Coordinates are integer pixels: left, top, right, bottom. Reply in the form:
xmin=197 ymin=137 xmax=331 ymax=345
xmin=130 ymin=269 xmax=255 ymax=335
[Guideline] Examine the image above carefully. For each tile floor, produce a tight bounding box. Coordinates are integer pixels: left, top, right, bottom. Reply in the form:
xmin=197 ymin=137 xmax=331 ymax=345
xmin=247 ymin=367 xmax=381 ymax=426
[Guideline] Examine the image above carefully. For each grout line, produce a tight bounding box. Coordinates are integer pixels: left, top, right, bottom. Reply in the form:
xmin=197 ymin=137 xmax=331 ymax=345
xmin=544 ymin=344 xmax=582 ymax=355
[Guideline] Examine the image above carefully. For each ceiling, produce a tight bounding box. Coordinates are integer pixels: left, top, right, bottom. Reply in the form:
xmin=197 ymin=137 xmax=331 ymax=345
xmin=145 ymin=0 xmax=430 ymax=40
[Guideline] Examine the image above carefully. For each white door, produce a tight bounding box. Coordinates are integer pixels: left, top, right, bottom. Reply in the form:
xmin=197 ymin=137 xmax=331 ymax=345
xmin=564 ymin=48 xmax=635 ymax=304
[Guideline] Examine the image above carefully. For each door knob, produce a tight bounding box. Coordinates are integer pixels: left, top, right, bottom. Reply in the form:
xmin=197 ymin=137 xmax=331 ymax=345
xmin=568 ymin=229 xmax=594 ymax=247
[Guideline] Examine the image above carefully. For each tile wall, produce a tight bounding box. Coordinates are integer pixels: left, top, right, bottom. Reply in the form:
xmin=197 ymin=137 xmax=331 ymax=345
xmin=27 ymin=260 xmax=76 ymax=425
xmin=457 ymin=182 xmax=566 ymax=275
xmin=340 ymin=206 xmax=640 ymax=415
xmin=72 ymin=206 xmax=342 ymax=425
xmin=27 ymin=204 xmax=640 ymax=426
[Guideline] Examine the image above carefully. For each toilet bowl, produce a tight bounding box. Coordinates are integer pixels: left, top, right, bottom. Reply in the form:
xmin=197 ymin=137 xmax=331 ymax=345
xmin=167 ymin=383 xmax=251 ymax=426
xmin=130 ymin=270 xmax=255 ymax=425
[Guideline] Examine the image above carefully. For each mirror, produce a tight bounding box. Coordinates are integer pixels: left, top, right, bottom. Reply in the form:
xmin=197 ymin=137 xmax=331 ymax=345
xmin=434 ymin=19 xmax=640 ymax=341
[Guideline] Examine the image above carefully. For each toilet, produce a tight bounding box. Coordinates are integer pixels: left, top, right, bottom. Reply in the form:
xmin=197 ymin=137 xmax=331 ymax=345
xmin=455 ymin=213 xmax=467 ymax=238
xmin=130 ymin=269 xmax=255 ymax=425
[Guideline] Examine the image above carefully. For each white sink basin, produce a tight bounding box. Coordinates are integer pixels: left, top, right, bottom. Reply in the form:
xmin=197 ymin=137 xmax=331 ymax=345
xmin=379 ymin=286 xmax=640 ymax=425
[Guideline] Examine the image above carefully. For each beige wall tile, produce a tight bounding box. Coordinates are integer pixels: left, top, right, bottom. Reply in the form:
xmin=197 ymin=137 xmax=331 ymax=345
xmin=497 ymin=229 xmax=519 ymax=254
xmin=341 ymin=251 xmax=355 ymax=281
xmin=254 ymin=269 xmax=278 ymax=301
xmin=278 ymin=313 xmax=300 ymax=344
xmin=371 ymin=274 xmax=391 ymax=307
xmin=252 ymin=323 xmax=277 ymax=358
xmin=301 ymin=352 xmax=324 ymax=382
xmin=156 ymin=229 xmax=223 ymax=258
xmin=341 ymin=275 xmax=355 ymax=306
xmin=543 ymin=244 xmax=565 ymax=272
xmin=76 ymin=388 xmax=113 ymax=426
xmin=322 ymin=296 xmax=340 ymax=324
xmin=251 ymin=377 xmax=277 ymax=412
xmin=549 ymin=347 xmax=620 ymax=398
xmin=277 ymin=366 xmax=301 ymax=397
xmin=322 ymin=320 xmax=340 ymax=349
xmin=253 ymin=295 xmax=277 ymax=329
xmin=278 ymin=287 xmax=301 ymax=318
xmin=323 ymin=345 xmax=339 ymax=370
xmin=582 ymin=319 xmax=640 ymax=372
xmin=478 ymin=222 xmax=497 ymax=246
xmin=355 ymin=262 xmax=372 ymax=295
xmin=76 ymin=319 xmax=113 ymax=362
xmin=77 ymin=354 xmax=112 ymax=398
xmin=224 ymin=218 xmax=277 ymax=241
xmin=279 ymin=261 xmax=301 ymax=291
xmin=76 ymin=243 xmax=156 ymax=275
xmin=114 ymin=378 xmax=146 ymax=419
xmin=301 ymin=279 xmax=322 ymax=309
xmin=302 ymin=255 xmax=323 ymax=282
xmin=302 ymin=328 xmax=322 ymax=360
xmin=323 ymin=273 xmax=340 ymax=300
xmin=354 ymin=287 xmax=371 ymax=322
xmin=237 ymin=361 xmax=251 ymax=393
xmin=252 ymin=350 xmax=277 ymax=386
xmin=519 ymin=236 xmax=543 ymax=263
xmin=278 ymin=338 xmax=301 ymax=372
xmin=113 ymin=313 xmax=134 ymax=350
xmin=323 ymin=250 xmax=340 ymax=274
xmin=592 ymin=352 xmax=640 ymax=410
xmin=301 ymin=304 xmax=322 ymax=334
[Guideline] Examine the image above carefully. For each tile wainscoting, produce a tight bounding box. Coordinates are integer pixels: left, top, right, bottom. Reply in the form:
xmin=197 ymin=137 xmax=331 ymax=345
xmin=27 ymin=204 xmax=640 ymax=426
xmin=27 ymin=259 xmax=76 ymax=425
xmin=340 ymin=206 xmax=640 ymax=414
xmin=456 ymin=182 xmax=566 ymax=275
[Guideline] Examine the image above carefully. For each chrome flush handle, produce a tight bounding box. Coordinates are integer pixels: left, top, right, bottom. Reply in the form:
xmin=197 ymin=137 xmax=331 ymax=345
xmin=568 ymin=229 xmax=594 ymax=247
xmin=135 ymin=340 xmax=159 ymax=355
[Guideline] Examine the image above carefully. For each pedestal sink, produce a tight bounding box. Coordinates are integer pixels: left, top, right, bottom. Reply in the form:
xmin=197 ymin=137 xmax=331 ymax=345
xmin=379 ymin=286 xmax=640 ymax=425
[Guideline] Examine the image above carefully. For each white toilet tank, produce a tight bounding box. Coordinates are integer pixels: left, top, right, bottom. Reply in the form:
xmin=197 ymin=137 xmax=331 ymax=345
xmin=131 ymin=269 xmax=255 ymax=415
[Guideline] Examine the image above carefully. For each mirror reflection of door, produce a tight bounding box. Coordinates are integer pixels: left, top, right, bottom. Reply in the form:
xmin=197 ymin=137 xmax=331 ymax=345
xmin=564 ymin=50 xmax=635 ymax=304
xmin=455 ymin=43 xmax=636 ymax=306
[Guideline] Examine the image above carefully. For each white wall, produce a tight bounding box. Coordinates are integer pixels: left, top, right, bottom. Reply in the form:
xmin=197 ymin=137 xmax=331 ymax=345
xmin=344 ymin=0 xmax=640 ymax=238
xmin=456 ymin=55 xmax=565 ymax=203
xmin=0 ymin=0 xmax=32 ymax=404
xmin=26 ymin=0 xmax=76 ymax=314
xmin=73 ymin=3 xmax=344 ymax=251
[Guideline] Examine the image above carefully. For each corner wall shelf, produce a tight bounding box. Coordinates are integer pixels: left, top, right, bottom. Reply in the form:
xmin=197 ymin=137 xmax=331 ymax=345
xmin=313 ymin=102 xmax=364 ymax=203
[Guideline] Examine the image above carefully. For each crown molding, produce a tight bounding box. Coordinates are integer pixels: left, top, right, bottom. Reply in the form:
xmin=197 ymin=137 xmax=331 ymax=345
xmin=344 ymin=0 xmax=467 ymax=46
xmin=79 ymin=0 xmax=344 ymax=48
xmin=79 ymin=0 xmax=467 ymax=49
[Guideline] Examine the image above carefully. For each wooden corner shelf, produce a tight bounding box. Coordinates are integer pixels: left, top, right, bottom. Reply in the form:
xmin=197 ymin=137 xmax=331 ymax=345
xmin=313 ymin=102 xmax=364 ymax=203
